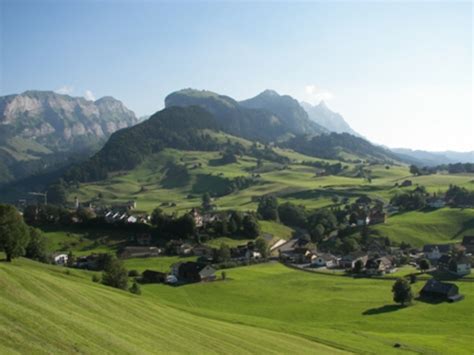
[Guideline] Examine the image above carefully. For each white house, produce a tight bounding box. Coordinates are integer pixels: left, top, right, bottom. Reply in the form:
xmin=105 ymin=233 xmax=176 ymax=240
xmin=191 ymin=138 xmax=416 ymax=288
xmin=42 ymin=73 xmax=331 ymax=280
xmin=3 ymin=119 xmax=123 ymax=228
xmin=312 ymin=254 xmax=338 ymax=268
xmin=52 ymin=253 xmax=68 ymax=265
xmin=450 ymin=256 xmax=471 ymax=276
xmin=245 ymin=250 xmax=262 ymax=260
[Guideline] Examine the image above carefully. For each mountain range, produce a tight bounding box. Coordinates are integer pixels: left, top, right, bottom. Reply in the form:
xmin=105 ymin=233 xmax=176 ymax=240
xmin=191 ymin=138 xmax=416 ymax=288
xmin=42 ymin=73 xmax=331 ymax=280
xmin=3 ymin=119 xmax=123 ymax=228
xmin=0 ymin=90 xmax=139 ymax=184
xmin=300 ymin=101 xmax=360 ymax=137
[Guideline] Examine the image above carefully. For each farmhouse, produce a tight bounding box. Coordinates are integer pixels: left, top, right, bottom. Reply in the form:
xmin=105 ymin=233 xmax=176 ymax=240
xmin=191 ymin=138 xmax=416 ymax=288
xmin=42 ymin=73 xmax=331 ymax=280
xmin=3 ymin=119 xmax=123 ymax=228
xmin=419 ymin=279 xmax=464 ymax=303
xmin=365 ymin=256 xmax=394 ymax=275
xmin=423 ymin=244 xmax=453 ymax=261
xmin=141 ymin=270 xmax=167 ymax=283
xmin=312 ymin=253 xmax=338 ymax=268
xmin=190 ymin=208 xmax=203 ymax=227
xmin=449 ymin=256 xmax=471 ymax=276
xmin=462 ymin=236 xmax=474 ymax=254
xmin=119 ymin=246 xmax=161 ymax=259
xmin=52 ymin=252 xmax=68 ymax=265
xmin=340 ymin=251 xmax=368 ymax=269
xmin=177 ymin=262 xmax=216 ymax=282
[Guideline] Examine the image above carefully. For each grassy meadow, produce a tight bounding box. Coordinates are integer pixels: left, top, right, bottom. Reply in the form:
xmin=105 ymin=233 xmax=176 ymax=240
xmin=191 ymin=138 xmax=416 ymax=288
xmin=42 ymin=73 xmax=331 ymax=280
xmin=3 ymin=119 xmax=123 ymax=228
xmin=0 ymin=257 xmax=343 ymax=354
xmin=144 ymin=262 xmax=474 ymax=355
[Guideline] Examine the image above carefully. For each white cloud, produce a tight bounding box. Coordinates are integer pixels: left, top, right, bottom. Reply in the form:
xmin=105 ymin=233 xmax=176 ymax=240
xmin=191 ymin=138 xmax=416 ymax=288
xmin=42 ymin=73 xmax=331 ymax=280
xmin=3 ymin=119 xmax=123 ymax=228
xmin=304 ymin=84 xmax=334 ymax=104
xmin=84 ymin=90 xmax=96 ymax=101
xmin=55 ymin=85 xmax=74 ymax=95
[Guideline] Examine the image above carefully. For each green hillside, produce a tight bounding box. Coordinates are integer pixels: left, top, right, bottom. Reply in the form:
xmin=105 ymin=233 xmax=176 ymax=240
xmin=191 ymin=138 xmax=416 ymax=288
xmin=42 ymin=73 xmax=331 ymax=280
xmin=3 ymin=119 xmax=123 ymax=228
xmin=145 ymin=263 xmax=474 ymax=355
xmin=0 ymin=257 xmax=342 ymax=354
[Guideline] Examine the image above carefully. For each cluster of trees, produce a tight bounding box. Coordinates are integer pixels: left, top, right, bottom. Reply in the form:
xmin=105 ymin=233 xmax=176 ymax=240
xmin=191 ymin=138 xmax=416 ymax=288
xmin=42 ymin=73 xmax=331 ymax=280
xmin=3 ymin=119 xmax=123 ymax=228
xmin=390 ymin=188 xmax=427 ymax=211
xmin=301 ymin=161 xmax=345 ymax=175
xmin=445 ymin=184 xmax=474 ymax=207
xmin=150 ymin=208 xmax=196 ymax=239
xmin=410 ymin=163 xmax=474 ymax=176
xmin=0 ymin=204 xmax=49 ymax=262
xmin=283 ymin=132 xmax=398 ymax=162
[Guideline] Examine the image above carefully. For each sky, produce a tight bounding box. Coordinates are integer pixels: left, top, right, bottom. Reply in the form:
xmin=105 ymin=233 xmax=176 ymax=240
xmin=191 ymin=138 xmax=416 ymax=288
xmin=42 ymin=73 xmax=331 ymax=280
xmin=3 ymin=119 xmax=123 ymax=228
xmin=1 ymin=0 xmax=472 ymax=151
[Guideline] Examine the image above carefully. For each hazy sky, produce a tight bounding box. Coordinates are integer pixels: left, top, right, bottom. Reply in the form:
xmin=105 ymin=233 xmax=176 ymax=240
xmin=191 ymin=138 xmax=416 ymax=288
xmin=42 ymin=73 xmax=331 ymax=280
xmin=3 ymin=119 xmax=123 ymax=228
xmin=1 ymin=0 xmax=472 ymax=151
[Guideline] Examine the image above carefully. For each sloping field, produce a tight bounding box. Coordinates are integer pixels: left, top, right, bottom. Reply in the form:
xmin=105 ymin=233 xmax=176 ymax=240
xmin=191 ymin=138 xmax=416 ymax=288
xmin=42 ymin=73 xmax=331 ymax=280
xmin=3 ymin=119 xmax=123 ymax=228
xmin=373 ymin=208 xmax=474 ymax=246
xmin=147 ymin=263 xmax=474 ymax=355
xmin=0 ymin=258 xmax=344 ymax=354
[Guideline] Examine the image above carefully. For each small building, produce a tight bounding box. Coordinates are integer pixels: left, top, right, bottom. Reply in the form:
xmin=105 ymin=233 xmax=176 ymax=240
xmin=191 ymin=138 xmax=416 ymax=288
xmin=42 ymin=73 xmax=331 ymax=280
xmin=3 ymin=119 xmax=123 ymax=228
xmin=190 ymin=208 xmax=203 ymax=228
xmin=52 ymin=252 xmax=68 ymax=265
xmin=462 ymin=236 xmax=474 ymax=254
xmin=419 ymin=279 xmax=463 ymax=303
xmin=177 ymin=262 xmax=216 ymax=282
xmin=312 ymin=253 xmax=338 ymax=268
xmin=340 ymin=252 xmax=368 ymax=269
xmin=427 ymin=198 xmax=446 ymax=209
xmin=119 ymin=246 xmax=161 ymax=259
xmin=423 ymin=244 xmax=453 ymax=262
xmin=193 ymin=245 xmax=214 ymax=257
xmin=365 ymin=256 xmax=394 ymax=275
xmin=141 ymin=270 xmax=167 ymax=284
xmin=449 ymin=256 xmax=471 ymax=276
xmin=400 ymin=180 xmax=412 ymax=187
xmin=178 ymin=243 xmax=194 ymax=256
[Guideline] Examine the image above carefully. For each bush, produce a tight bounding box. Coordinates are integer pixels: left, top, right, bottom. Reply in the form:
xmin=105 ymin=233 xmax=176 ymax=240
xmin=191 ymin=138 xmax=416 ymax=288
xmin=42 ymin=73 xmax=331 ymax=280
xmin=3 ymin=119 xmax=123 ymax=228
xmin=102 ymin=258 xmax=128 ymax=290
xmin=92 ymin=274 xmax=101 ymax=283
xmin=128 ymin=270 xmax=141 ymax=277
xmin=129 ymin=280 xmax=141 ymax=295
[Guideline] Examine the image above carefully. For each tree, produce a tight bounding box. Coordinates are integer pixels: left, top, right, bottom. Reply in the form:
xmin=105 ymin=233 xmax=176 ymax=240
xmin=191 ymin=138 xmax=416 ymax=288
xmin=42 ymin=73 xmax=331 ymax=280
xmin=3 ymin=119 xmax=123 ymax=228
xmin=25 ymin=227 xmax=49 ymax=263
xmin=353 ymin=259 xmax=364 ymax=273
xmin=255 ymin=237 xmax=269 ymax=258
xmin=310 ymin=224 xmax=325 ymax=243
xmin=216 ymin=243 xmax=231 ymax=263
xmin=341 ymin=237 xmax=360 ymax=254
xmin=151 ymin=207 xmax=168 ymax=227
xmin=201 ymin=193 xmax=212 ymax=211
xmin=242 ymin=215 xmax=260 ymax=238
xmin=257 ymin=195 xmax=279 ymax=221
xmin=102 ymin=258 xmax=128 ymax=290
xmin=278 ymin=202 xmax=307 ymax=228
xmin=419 ymin=258 xmax=431 ymax=273
xmin=66 ymin=251 xmax=76 ymax=268
xmin=221 ymin=271 xmax=227 ymax=280
xmin=409 ymin=165 xmax=421 ymax=176
xmin=0 ymin=204 xmax=30 ymax=262
xmin=47 ymin=181 xmax=67 ymax=205
xmin=129 ymin=280 xmax=141 ymax=295
xmin=392 ymin=278 xmax=413 ymax=306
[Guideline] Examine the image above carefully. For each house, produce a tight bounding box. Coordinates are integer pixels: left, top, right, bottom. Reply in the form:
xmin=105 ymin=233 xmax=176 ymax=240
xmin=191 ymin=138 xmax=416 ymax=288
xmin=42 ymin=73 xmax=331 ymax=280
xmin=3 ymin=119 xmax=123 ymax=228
xmin=141 ymin=270 xmax=167 ymax=283
xmin=419 ymin=279 xmax=464 ymax=302
xmin=365 ymin=256 xmax=394 ymax=275
xmin=177 ymin=262 xmax=216 ymax=282
xmin=52 ymin=252 xmax=68 ymax=265
xmin=400 ymin=180 xmax=412 ymax=187
xmin=245 ymin=249 xmax=262 ymax=260
xmin=369 ymin=210 xmax=386 ymax=224
xmin=462 ymin=236 xmax=474 ymax=254
xmin=118 ymin=246 xmax=161 ymax=259
xmin=126 ymin=215 xmax=138 ymax=223
xmin=448 ymin=256 xmax=471 ymax=276
xmin=178 ymin=243 xmax=194 ymax=256
xmin=427 ymin=197 xmax=446 ymax=209
xmin=192 ymin=245 xmax=214 ymax=257
xmin=190 ymin=208 xmax=203 ymax=228
xmin=128 ymin=233 xmax=152 ymax=246
xmin=423 ymin=244 xmax=453 ymax=261
xmin=340 ymin=252 xmax=368 ymax=269
xmin=312 ymin=253 xmax=338 ymax=268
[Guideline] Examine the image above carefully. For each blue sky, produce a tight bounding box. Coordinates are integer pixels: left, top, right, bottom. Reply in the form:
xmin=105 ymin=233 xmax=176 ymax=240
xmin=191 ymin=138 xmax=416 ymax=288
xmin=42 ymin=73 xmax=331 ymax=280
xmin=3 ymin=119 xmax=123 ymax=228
xmin=1 ymin=0 xmax=472 ymax=151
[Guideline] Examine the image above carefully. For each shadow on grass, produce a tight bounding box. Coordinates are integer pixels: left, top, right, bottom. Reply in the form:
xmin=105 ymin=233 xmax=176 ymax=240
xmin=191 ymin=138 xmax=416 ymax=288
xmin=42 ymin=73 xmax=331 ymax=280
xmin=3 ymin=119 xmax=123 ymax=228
xmin=362 ymin=304 xmax=404 ymax=316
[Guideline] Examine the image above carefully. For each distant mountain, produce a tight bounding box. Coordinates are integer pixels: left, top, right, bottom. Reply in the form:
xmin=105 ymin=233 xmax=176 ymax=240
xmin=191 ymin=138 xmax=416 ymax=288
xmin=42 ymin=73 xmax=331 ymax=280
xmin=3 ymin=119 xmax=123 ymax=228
xmin=284 ymin=132 xmax=402 ymax=163
xmin=391 ymin=148 xmax=474 ymax=166
xmin=64 ymin=106 xmax=223 ymax=182
xmin=239 ymin=90 xmax=328 ymax=135
xmin=0 ymin=90 xmax=139 ymax=184
xmin=165 ymin=89 xmax=326 ymax=142
xmin=300 ymin=101 xmax=360 ymax=136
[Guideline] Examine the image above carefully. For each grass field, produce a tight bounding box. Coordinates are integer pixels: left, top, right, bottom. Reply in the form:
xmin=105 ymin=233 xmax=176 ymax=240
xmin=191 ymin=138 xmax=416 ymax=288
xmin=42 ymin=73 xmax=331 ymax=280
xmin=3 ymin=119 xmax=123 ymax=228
xmin=373 ymin=208 xmax=474 ymax=246
xmin=0 ymin=258 xmax=343 ymax=354
xmin=145 ymin=263 xmax=474 ymax=355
